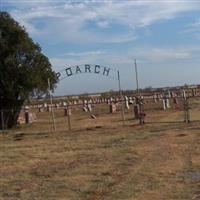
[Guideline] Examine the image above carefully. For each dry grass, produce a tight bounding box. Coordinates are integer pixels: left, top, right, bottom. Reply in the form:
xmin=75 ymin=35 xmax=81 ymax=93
xmin=0 ymin=101 xmax=200 ymax=200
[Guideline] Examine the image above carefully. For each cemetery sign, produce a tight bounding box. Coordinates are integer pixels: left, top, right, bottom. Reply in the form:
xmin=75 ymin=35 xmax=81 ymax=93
xmin=56 ymin=64 xmax=112 ymax=80
xmin=54 ymin=64 xmax=125 ymax=125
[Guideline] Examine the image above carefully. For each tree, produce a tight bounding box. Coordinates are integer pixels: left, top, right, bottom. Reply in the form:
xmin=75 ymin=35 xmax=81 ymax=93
xmin=0 ymin=12 xmax=58 ymax=129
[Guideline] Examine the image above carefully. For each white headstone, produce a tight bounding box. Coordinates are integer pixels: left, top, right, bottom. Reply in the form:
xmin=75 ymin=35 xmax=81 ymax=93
xmin=166 ymin=99 xmax=170 ymax=108
xmin=162 ymin=99 xmax=166 ymax=110
xmin=87 ymin=104 xmax=92 ymax=112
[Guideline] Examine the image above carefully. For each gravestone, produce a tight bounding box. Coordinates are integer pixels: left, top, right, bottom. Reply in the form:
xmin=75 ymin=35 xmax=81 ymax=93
xmin=162 ymin=99 xmax=166 ymax=110
xmin=182 ymin=90 xmax=186 ymax=100
xmin=17 ymin=109 xmax=37 ymax=125
xmin=129 ymin=97 xmax=134 ymax=104
xmin=125 ymin=96 xmax=130 ymax=110
xmin=192 ymin=89 xmax=197 ymax=97
xmin=134 ymin=104 xmax=140 ymax=119
xmin=83 ymin=106 xmax=88 ymax=112
xmin=64 ymin=107 xmax=72 ymax=116
xmin=153 ymin=94 xmax=158 ymax=103
xmin=44 ymin=103 xmax=47 ymax=109
xmin=110 ymin=103 xmax=117 ymax=113
xmin=87 ymin=103 xmax=92 ymax=113
xmin=38 ymin=105 xmax=44 ymax=112
xmin=47 ymin=105 xmax=52 ymax=112
xmin=166 ymin=99 xmax=170 ymax=108
xmin=173 ymin=97 xmax=178 ymax=104
xmin=25 ymin=106 xmax=29 ymax=124
xmin=168 ymin=91 xmax=172 ymax=98
xmin=90 ymin=114 xmax=96 ymax=119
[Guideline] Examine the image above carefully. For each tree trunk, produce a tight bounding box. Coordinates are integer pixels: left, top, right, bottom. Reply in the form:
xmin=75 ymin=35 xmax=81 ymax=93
xmin=0 ymin=108 xmax=21 ymax=129
xmin=0 ymin=98 xmax=24 ymax=129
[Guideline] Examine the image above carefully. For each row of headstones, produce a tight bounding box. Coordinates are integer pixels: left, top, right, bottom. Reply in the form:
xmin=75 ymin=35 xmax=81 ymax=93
xmin=153 ymin=89 xmax=200 ymax=102
xmin=18 ymin=103 xmax=113 ymax=124
xmin=30 ymin=89 xmax=198 ymax=113
xmin=34 ymin=97 xmax=124 ymax=109
xmin=45 ymin=92 xmax=189 ymax=118
xmin=61 ymin=102 xmax=119 ymax=118
xmin=30 ymin=88 xmax=194 ymax=110
xmin=20 ymin=90 xmax=192 ymax=124
xmin=34 ymin=96 xmax=135 ymax=112
xmin=153 ymin=96 xmax=182 ymax=111
xmin=148 ymin=90 xmax=188 ymax=111
xmin=19 ymin=99 xmax=168 ymax=124
xmin=34 ymin=96 xmax=174 ymax=114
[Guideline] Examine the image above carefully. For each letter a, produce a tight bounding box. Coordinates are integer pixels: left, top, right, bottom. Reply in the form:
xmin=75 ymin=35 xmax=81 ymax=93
xmin=76 ymin=66 xmax=82 ymax=74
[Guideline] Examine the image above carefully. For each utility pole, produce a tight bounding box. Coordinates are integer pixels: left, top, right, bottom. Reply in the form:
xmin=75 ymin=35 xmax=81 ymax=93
xmin=117 ymin=71 xmax=125 ymax=125
xmin=134 ymin=59 xmax=144 ymax=125
xmin=134 ymin=59 xmax=139 ymax=94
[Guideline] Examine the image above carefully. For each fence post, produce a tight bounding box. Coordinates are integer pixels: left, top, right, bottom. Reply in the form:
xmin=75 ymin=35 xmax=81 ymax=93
xmin=48 ymin=78 xmax=56 ymax=131
xmin=67 ymin=105 xmax=71 ymax=131
xmin=117 ymin=71 xmax=125 ymax=125
xmin=139 ymin=99 xmax=145 ymax=125
xmin=183 ymin=97 xmax=190 ymax=124
xmin=25 ymin=107 xmax=29 ymax=124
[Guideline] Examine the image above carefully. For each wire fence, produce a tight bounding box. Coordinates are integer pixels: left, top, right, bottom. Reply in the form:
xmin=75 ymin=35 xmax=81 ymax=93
xmin=0 ymin=94 xmax=200 ymax=133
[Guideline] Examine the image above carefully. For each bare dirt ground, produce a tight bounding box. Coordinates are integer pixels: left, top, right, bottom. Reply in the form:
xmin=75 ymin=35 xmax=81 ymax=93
xmin=0 ymin=100 xmax=200 ymax=200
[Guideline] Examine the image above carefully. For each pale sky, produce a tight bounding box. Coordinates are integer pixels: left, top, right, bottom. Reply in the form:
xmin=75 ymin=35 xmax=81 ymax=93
xmin=1 ymin=0 xmax=200 ymax=95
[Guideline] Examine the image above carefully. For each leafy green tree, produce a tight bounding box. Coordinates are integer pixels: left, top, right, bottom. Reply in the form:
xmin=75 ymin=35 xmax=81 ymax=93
xmin=0 ymin=12 xmax=58 ymax=128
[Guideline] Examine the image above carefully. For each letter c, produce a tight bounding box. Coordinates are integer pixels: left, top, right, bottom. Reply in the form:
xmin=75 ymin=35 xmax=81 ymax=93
xmin=94 ymin=65 xmax=100 ymax=74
